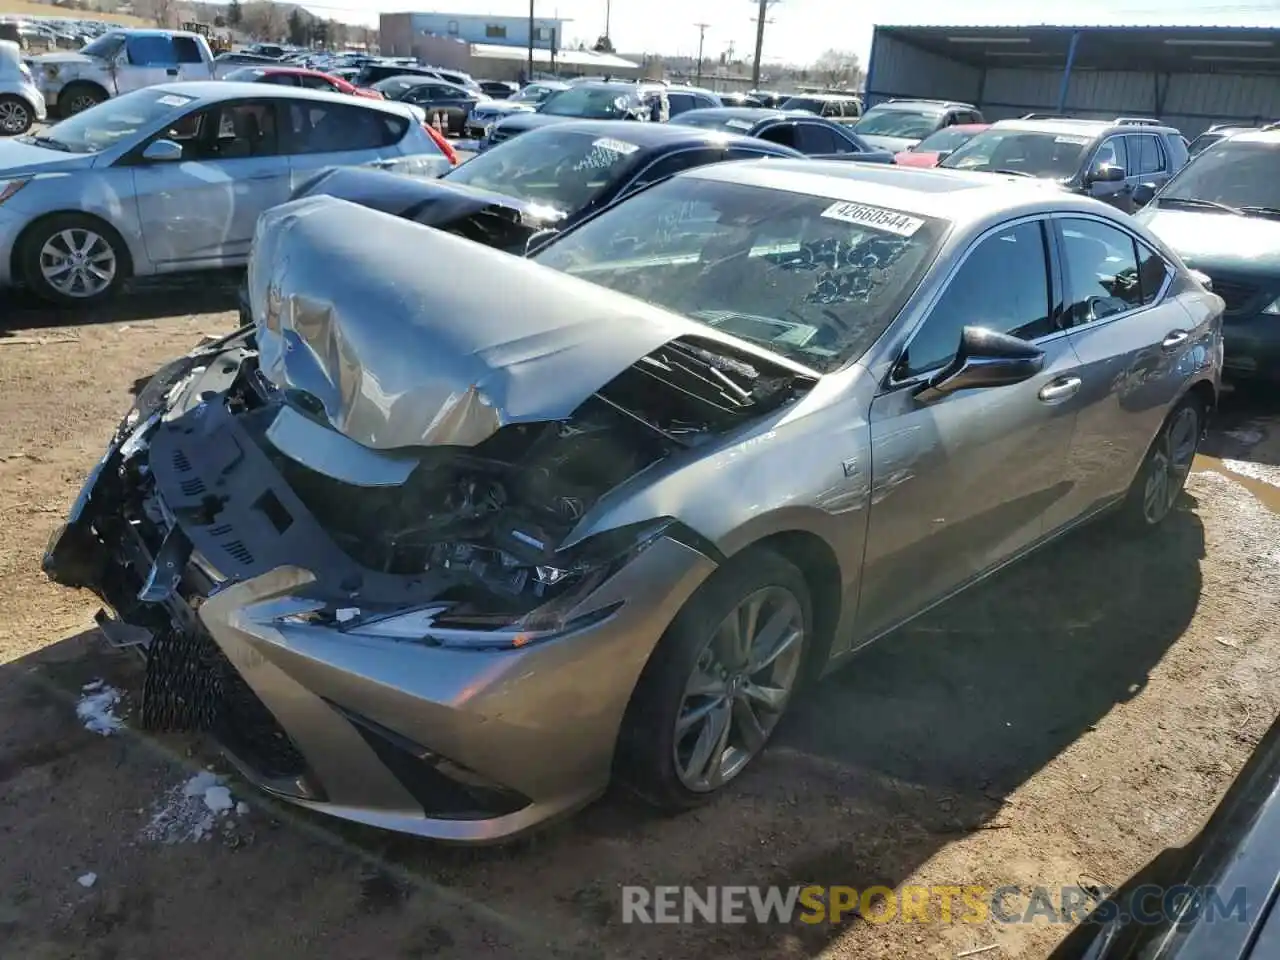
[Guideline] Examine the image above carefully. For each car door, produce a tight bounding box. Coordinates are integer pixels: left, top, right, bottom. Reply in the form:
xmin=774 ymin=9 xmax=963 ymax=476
xmin=282 ymin=99 xmax=410 ymax=188
xmin=129 ymin=98 xmax=291 ymax=265
xmin=1045 ymin=214 xmax=1196 ymax=527
xmin=856 ymin=217 xmax=1085 ymax=641
xmin=171 ymin=35 xmax=212 ymax=81
xmin=793 ymin=121 xmax=841 ymax=156
xmin=120 ymin=34 xmax=179 ymax=93
xmin=1085 ymin=135 xmax=1131 ymax=209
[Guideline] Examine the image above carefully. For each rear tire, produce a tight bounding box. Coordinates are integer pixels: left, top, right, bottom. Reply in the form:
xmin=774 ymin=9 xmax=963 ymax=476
xmin=1120 ymin=394 xmax=1204 ymax=530
xmin=616 ymin=548 xmax=811 ymax=811
xmin=0 ymin=95 xmax=33 ymax=135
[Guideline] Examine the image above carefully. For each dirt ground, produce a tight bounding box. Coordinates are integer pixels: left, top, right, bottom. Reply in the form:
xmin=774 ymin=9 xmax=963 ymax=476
xmin=2 ymin=279 xmax=1279 ymax=960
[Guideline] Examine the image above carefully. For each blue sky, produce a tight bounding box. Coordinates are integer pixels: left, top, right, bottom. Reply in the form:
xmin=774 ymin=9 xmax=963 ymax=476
xmin=301 ymin=0 xmax=1280 ymax=64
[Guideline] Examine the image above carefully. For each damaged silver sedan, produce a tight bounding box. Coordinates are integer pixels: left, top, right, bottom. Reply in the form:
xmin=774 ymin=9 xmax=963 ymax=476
xmin=44 ymin=160 xmax=1223 ymax=841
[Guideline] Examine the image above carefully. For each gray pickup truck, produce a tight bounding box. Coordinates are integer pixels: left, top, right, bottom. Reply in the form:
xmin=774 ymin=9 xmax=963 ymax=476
xmin=27 ymin=29 xmax=216 ymax=117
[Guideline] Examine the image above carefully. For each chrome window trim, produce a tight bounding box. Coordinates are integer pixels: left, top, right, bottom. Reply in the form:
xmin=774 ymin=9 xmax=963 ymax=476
xmin=1052 ymin=211 xmax=1175 ymax=331
xmin=883 ymin=213 xmax=1060 ymax=391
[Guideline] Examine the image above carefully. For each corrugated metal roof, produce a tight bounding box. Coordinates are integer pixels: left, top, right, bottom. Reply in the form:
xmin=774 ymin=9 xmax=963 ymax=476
xmin=469 ymin=42 xmax=638 ymax=69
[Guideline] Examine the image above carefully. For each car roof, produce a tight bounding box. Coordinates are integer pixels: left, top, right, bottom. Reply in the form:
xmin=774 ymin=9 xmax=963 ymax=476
xmin=674 ymin=107 xmax=785 ymax=121
xmin=991 ymin=117 xmax=1180 ymax=136
xmin=665 ymin=85 xmax=719 ymax=95
xmin=150 ymin=81 xmax=410 ymax=116
xmin=511 ymin=118 xmax=799 ymax=151
xmin=1226 ymin=129 xmax=1280 ymax=145
xmin=681 ymin=159 xmax=1108 ymax=222
xmin=866 ymin=100 xmax=967 ymax=113
xmin=784 ymin=92 xmax=859 ymax=101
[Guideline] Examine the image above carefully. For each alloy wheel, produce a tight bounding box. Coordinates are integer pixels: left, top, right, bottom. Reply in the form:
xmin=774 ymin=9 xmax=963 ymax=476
xmin=1142 ymin=405 xmax=1199 ymax=524
xmin=673 ymin=585 xmax=805 ymax=792
xmin=0 ymin=100 xmax=29 ymax=134
xmin=68 ymin=94 xmax=99 ymax=115
xmin=39 ymin=228 xmax=117 ymax=299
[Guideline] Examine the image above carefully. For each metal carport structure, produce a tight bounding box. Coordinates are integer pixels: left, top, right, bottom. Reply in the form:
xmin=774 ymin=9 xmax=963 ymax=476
xmin=864 ymin=24 xmax=1280 ymax=136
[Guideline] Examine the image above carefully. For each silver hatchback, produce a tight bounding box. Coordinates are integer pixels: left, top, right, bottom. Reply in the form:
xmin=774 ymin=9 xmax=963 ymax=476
xmin=46 ymin=161 xmax=1222 ymax=842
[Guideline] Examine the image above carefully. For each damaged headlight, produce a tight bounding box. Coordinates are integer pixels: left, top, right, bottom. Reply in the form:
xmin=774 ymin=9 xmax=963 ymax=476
xmin=281 ymin=520 xmax=673 ymax=649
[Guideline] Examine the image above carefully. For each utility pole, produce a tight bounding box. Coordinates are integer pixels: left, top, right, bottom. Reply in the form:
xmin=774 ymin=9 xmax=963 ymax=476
xmin=527 ymin=0 xmax=534 ymax=81
xmin=604 ymin=0 xmax=611 ymax=41
xmin=694 ymin=22 xmax=709 ymax=86
xmin=749 ymin=0 xmax=778 ymax=87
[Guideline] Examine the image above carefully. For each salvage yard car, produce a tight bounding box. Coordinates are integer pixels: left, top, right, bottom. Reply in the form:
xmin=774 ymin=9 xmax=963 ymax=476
xmin=45 ymin=161 xmax=1222 ymax=842
xmin=0 ymin=82 xmax=451 ymax=305
xmin=464 ymin=80 xmax=568 ymax=140
xmin=1134 ymin=126 xmax=1280 ymax=382
xmin=484 ymin=81 xmax=656 ymax=149
xmin=670 ymin=107 xmax=893 ymax=161
xmin=939 ymin=116 xmax=1190 ymax=213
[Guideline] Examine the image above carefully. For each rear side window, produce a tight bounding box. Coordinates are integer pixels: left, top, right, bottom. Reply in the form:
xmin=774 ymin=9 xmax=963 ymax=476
xmin=667 ymin=93 xmax=696 ymax=116
xmin=263 ymin=73 xmax=298 ymax=87
xmin=1058 ymin=218 xmax=1144 ymax=324
xmin=286 ymin=102 xmax=407 ymax=153
xmin=126 ymin=35 xmax=174 ymax=65
xmin=298 ymin=75 xmax=337 ymax=91
xmin=1136 ymin=240 xmax=1170 ymax=305
xmin=172 ymin=37 xmax=204 ymax=63
xmin=1131 ymin=135 xmax=1166 ymax=175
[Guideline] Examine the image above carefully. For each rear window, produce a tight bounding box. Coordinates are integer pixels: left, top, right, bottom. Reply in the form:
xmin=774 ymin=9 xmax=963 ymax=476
xmin=940 ymin=129 xmax=1091 ymax=179
xmin=541 ymin=85 xmax=642 ymax=118
xmin=781 ymin=97 xmax=822 ymax=114
xmin=286 ymin=102 xmax=407 ymax=153
xmin=853 ymin=108 xmax=943 ymax=139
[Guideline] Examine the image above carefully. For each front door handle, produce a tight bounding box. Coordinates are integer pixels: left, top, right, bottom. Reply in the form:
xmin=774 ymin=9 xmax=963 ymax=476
xmin=1162 ymin=330 xmax=1190 ymax=350
xmin=1038 ymin=376 xmax=1082 ymax=403
xmin=166 ymin=67 xmax=179 ymax=76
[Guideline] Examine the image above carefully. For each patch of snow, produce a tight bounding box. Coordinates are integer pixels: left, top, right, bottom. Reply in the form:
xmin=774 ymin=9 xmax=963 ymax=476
xmin=76 ymin=873 xmax=97 ymax=888
xmin=203 ymin=786 xmax=233 ymax=813
xmin=75 ymin=683 xmax=124 ymax=736
xmin=1227 ymin=427 xmax=1265 ymax=446
xmin=142 ymin=771 xmax=246 ymax=844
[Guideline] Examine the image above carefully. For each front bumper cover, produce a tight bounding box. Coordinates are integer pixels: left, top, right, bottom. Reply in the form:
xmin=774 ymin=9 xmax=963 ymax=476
xmin=44 ymin=345 xmax=718 ymax=841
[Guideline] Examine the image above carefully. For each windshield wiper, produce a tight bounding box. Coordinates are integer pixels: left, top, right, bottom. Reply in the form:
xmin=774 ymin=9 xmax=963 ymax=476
xmin=27 ymin=134 xmax=71 ymax=152
xmin=1157 ymin=196 xmax=1243 ymax=215
xmin=1238 ymin=205 xmax=1280 ymax=219
xmin=992 ymin=168 xmax=1036 ymax=178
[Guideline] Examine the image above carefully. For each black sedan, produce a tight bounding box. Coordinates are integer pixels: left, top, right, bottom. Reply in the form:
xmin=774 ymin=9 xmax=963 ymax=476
xmin=671 ymin=107 xmax=894 ymax=162
xmin=371 ymin=76 xmax=484 ymax=134
xmin=239 ymin=121 xmax=801 ymax=324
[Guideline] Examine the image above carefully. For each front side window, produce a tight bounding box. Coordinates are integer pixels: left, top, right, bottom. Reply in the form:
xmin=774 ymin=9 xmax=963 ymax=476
xmin=125 ymin=35 xmax=175 ymax=65
xmin=1058 ymin=218 xmax=1143 ymax=325
xmin=626 ymin=148 xmax=725 ymax=191
xmin=794 ymin=123 xmax=839 ymax=154
xmin=1090 ymin=136 xmax=1129 ymax=175
xmin=853 ymin=108 xmax=941 ymax=140
xmin=445 ymin=129 xmax=645 ymax=214
xmin=155 ymin=101 xmax=278 ymax=161
xmin=533 ymin=177 xmax=949 ymax=372
xmin=900 ymin=220 xmax=1052 ymax=378
xmin=941 ymin=129 xmax=1091 ymax=179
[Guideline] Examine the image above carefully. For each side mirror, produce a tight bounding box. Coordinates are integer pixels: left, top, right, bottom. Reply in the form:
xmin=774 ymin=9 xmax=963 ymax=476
xmin=1132 ymin=182 xmax=1157 ymax=207
xmin=913 ymin=326 xmax=1045 ymax=404
xmin=141 ymin=139 xmax=183 ymax=163
xmin=1087 ymin=163 xmax=1126 ymax=185
xmin=524 ymin=228 xmax=558 ymax=256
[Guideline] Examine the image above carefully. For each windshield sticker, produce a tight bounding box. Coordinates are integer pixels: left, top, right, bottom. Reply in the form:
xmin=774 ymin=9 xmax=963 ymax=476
xmin=1054 ymin=135 xmax=1089 ymax=144
xmin=156 ymin=94 xmax=193 ymax=107
xmin=592 ymin=137 xmax=639 ymax=155
xmin=725 ymin=118 xmax=754 ymax=131
xmin=820 ymin=201 xmax=924 ymax=237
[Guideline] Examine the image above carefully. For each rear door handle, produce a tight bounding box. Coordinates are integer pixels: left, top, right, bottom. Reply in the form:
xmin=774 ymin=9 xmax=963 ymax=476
xmin=1038 ymin=376 xmax=1082 ymax=403
xmin=1162 ymin=330 xmax=1190 ymax=350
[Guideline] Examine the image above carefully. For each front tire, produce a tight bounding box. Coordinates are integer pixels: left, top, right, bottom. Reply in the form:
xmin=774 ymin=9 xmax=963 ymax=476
xmin=0 ymin=95 xmax=33 ymax=135
xmin=616 ymin=548 xmax=811 ymax=811
xmin=1121 ymin=394 xmax=1204 ymax=529
xmin=59 ymin=82 xmax=106 ymax=117
xmin=19 ymin=214 xmax=128 ymax=306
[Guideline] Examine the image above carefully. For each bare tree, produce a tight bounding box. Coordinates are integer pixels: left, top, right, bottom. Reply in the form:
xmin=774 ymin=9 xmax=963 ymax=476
xmin=812 ymin=48 xmax=862 ymax=89
xmin=135 ymin=0 xmax=177 ymax=27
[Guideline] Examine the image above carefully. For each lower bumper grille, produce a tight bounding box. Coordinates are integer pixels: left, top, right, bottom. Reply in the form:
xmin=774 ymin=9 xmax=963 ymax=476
xmin=142 ymin=625 xmax=308 ymax=782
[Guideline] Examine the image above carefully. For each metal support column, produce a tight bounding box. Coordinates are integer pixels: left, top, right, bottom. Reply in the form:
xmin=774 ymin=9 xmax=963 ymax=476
xmin=1056 ymin=30 xmax=1082 ymax=114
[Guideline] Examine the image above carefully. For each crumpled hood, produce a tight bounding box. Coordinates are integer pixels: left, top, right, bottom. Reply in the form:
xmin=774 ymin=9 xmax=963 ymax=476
xmin=249 ymin=196 xmax=708 ymax=450
xmin=1136 ymin=207 xmax=1280 ymax=277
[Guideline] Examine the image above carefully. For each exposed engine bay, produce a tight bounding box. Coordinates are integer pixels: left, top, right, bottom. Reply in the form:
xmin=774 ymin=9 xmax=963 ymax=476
xmin=122 ymin=330 xmax=813 ymax=631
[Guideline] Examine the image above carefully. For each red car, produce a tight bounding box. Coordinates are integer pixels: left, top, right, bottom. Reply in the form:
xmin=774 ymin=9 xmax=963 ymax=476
xmin=222 ymin=65 xmax=459 ymax=166
xmin=894 ymin=123 xmax=990 ymax=167
xmin=222 ymin=65 xmax=385 ymax=101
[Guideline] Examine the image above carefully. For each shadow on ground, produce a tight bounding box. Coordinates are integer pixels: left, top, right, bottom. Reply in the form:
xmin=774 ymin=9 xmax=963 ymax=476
xmin=0 ymin=271 xmax=243 ymax=334
xmin=0 ymin=501 xmax=1208 ymax=960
